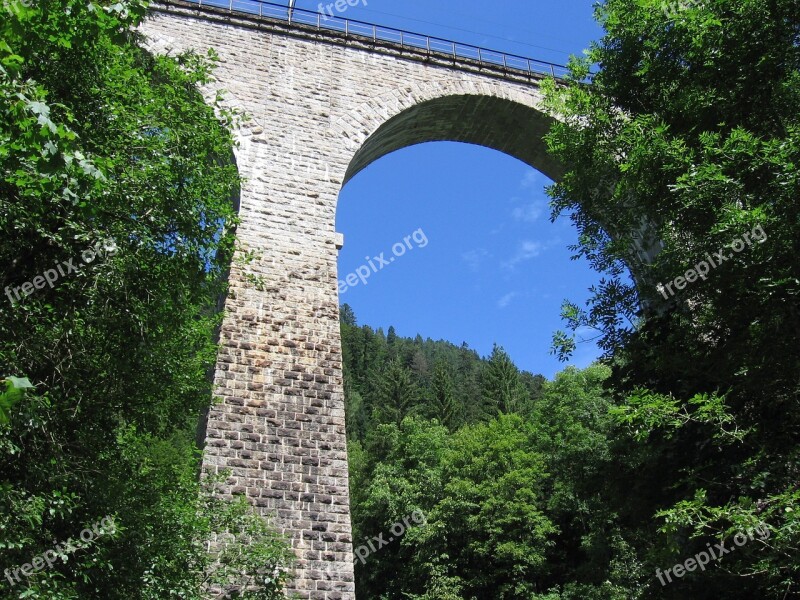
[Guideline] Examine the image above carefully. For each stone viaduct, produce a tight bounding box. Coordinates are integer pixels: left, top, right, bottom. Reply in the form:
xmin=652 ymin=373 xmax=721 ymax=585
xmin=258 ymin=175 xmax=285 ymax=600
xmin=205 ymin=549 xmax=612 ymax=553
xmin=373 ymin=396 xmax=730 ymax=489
xmin=139 ymin=2 xmax=577 ymax=598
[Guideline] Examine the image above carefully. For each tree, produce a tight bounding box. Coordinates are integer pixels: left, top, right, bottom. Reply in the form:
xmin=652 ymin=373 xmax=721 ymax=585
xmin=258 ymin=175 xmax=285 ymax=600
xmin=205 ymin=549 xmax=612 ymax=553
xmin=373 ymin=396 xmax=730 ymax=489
xmin=411 ymin=349 xmax=430 ymax=386
xmin=374 ymin=359 xmax=418 ymax=426
xmin=543 ymin=0 xmax=800 ymax=596
xmin=457 ymin=342 xmax=484 ymax=423
xmin=339 ymin=303 xmax=357 ymax=327
xmin=344 ymin=379 xmax=367 ymax=441
xmin=435 ymin=415 xmax=557 ymax=599
xmin=387 ymin=325 xmax=398 ymax=345
xmin=528 ymin=366 xmax=643 ymax=597
xmin=520 ymin=371 xmax=546 ymax=407
xmin=481 ymin=344 xmax=529 ymax=415
xmin=428 ymin=359 xmax=459 ymax=431
xmin=349 ymin=417 xmax=450 ymax=599
xmin=351 ymin=415 xmax=556 ymax=600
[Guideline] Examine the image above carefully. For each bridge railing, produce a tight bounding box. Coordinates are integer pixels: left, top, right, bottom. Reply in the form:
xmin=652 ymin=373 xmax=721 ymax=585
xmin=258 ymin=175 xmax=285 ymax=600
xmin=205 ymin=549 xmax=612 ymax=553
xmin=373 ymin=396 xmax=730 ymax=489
xmin=187 ymin=0 xmax=570 ymax=79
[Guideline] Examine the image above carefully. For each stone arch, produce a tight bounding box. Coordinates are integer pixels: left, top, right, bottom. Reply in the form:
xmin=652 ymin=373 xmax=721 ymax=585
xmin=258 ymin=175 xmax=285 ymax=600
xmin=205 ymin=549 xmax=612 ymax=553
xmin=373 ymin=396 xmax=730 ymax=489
xmin=330 ymin=80 xmax=662 ymax=298
xmin=329 ymin=80 xmax=563 ymax=189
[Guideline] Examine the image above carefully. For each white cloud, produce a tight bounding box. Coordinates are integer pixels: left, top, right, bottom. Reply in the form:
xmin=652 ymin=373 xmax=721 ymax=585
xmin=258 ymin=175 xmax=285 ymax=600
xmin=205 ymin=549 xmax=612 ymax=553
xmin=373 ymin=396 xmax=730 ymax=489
xmin=511 ymin=200 xmax=546 ymax=223
xmin=521 ymin=170 xmax=548 ymax=189
xmin=497 ymin=292 xmax=518 ymax=309
xmin=503 ymin=240 xmax=543 ymax=269
xmin=508 ymin=170 xmax=550 ymax=223
xmin=462 ymin=248 xmax=490 ymax=271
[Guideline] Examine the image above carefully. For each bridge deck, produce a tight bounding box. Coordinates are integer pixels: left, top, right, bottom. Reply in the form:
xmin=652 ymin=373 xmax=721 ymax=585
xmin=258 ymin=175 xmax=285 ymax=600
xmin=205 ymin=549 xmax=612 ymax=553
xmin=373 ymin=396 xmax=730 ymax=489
xmin=151 ymin=0 xmax=570 ymax=85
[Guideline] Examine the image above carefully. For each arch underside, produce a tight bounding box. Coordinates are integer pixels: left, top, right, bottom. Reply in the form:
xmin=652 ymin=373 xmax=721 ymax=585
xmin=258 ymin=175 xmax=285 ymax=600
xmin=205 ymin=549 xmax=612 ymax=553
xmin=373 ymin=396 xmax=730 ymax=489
xmin=339 ymin=92 xmax=661 ymax=296
xmin=342 ymin=94 xmax=564 ymax=186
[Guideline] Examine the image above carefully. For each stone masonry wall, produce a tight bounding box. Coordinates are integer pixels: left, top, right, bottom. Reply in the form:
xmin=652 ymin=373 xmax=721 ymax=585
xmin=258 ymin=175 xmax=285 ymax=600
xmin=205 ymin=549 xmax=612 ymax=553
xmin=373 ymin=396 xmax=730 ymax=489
xmin=139 ymin=4 xmax=553 ymax=598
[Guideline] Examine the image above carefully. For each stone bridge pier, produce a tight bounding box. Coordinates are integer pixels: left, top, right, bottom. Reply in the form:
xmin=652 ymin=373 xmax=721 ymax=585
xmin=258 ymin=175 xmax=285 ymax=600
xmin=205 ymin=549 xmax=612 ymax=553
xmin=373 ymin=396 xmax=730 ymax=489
xmin=140 ymin=2 xmax=571 ymax=597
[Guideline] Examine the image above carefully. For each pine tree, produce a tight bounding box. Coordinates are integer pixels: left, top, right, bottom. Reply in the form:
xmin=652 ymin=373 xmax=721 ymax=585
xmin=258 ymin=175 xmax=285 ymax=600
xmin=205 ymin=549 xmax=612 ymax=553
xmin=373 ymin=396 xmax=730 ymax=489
xmin=344 ymin=375 xmax=367 ymax=441
xmin=457 ymin=342 xmax=484 ymax=423
xmin=430 ymin=360 xmax=459 ymax=431
xmin=374 ymin=359 xmax=417 ymax=426
xmin=411 ymin=348 xmax=430 ymax=386
xmin=481 ymin=344 xmax=528 ymax=416
xmin=339 ymin=303 xmax=357 ymax=326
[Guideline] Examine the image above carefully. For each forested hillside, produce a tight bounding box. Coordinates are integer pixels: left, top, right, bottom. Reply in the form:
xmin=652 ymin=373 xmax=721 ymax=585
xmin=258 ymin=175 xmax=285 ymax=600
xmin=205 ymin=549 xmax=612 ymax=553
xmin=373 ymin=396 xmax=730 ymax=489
xmin=340 ymin=306 xmax=630 ymax=599
xmin=339 ymin=304 xmax=547 ymax=438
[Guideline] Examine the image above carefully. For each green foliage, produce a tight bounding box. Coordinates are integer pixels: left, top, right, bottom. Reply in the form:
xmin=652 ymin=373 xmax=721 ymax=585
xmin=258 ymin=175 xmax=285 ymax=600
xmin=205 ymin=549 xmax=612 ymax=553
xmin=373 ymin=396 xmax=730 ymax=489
xmin=0 ymin=0 xmax=291 ymax=597
xmin=529 ymin=366 xmax=649 ymax=598
xmin=339 ymin=305 xmax=546 ymax=443
xmin=545 ymin=0 xmax=800 ymax=367
xmin=0 ymin=377 xmax=33 ymax=424
xmin=429 ymin=359 xmax=458 ymax=431
xmin=342 ymin=305 xmax=653 ymax=598
xmin=611 ymin=389 xmax=749 ymax=443
xmin=200 ymin=476 xmax=294 ymax=599
xmin=350 ymin=416 xmax=557 ymax=599
xmin=542 ymin=0 xmax=800 ymax=596
xmin=436 ymin=415 xmax=557 ymax=598
xmin=480 ymin=344 xmax=529 ymax=416
xmin=374 ymin=359 xmax=418 ymax=426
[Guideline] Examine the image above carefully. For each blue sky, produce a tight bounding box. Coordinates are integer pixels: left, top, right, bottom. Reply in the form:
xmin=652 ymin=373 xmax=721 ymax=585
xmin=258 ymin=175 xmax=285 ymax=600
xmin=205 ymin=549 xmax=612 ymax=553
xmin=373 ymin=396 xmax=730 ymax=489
xmin=313 ymin=0 xmax=606 ymax=378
